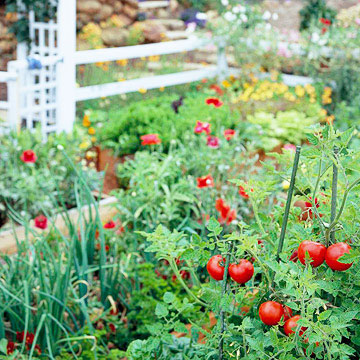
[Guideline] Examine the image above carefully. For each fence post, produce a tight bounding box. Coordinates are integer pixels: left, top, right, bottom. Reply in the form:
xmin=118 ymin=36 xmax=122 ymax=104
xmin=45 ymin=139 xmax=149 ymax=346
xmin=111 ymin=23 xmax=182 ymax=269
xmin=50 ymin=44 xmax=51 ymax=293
xmin=7 ymin=61 xmax=20 ymax=132
xmin=217 ymin=37 xmax=228 ymax=81
xmin=57 ymin=0 xmax=77 ymax=133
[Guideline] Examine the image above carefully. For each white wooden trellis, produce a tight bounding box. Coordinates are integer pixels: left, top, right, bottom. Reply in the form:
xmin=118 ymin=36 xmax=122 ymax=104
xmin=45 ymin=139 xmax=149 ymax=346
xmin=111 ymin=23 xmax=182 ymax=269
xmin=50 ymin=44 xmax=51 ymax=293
xmin=3 ymin=0 xmax=322 ymax=135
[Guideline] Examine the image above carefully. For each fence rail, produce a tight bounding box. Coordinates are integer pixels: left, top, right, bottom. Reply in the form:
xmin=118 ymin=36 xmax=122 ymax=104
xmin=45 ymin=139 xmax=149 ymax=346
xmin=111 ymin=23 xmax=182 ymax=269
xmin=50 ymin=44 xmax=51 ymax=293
xmin=76 ymin=66 xmax=218 ymax=101
xmin=74 ymin=37 xmax=210 ymax=65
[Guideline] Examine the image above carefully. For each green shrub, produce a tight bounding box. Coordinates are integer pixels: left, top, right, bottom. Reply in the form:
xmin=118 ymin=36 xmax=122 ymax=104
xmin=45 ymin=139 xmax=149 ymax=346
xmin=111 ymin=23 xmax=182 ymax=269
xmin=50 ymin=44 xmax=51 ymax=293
xmin=299 ymin=0 xmax=337 ymax=31
xmin=94 ymin=91 xmax=240 ymax=156
xmin=0 ymin=129 xmax=100 ymax=228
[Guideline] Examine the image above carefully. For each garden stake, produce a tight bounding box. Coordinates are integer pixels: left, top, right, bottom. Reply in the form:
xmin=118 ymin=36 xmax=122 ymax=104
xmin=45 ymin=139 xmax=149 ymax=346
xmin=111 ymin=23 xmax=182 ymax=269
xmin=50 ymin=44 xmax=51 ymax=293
xmin=276 ymin=146 xmax=301 ymax=263
xmin=328 ymin=147 xmax=338 ymax=246
xmin=219 ymin=242 xmax=233 ymax=360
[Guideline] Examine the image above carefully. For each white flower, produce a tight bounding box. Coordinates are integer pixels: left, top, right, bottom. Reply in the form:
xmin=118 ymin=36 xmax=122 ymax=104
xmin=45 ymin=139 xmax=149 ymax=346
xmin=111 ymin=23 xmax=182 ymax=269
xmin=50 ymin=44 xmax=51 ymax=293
xmin=263 ymin=11 xmax=271 ymax=20
xmin=224 ymin=11 xmax=236 ymax=22
xmin=221 ymin=0 xmax=229 ymax=5
xmin=265 ymin=23 xmax=272 ymax=31
xmin=311 ymin=32 xmax=320 ymax=43
xmin=240 ymin=14 xmax=248 ymax=22
xmin=196 ymin=12 xmax=207 ymax=20
xmin=272 ymin=12 xmax=279 ymax=21
xmin=57 ymin=144 xmax=64 ymax=151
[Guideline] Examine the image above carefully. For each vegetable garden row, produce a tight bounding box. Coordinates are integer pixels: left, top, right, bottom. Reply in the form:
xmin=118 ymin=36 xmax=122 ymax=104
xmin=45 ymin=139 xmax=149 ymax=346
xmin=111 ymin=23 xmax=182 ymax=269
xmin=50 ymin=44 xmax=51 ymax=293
xmin=1 ymin=0 xmax=360 ymax=359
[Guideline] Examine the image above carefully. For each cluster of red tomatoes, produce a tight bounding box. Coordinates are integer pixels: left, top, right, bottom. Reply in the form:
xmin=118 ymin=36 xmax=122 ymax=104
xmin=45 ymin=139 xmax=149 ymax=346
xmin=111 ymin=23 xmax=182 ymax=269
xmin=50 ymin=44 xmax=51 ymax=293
xmin=259 ymin=301 xmax=307 ymax=338
xmin=206 ymin=255 xmax=254 ymax=284
xmin=297 ymin=241 xmax=352 ymax=271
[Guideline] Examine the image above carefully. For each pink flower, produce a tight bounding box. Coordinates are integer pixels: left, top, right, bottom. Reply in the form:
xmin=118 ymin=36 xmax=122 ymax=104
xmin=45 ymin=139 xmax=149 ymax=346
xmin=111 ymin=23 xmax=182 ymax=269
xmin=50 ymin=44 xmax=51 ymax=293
xmin=194 ymin=121 xmax=211 ymax=135
xmin=207 ymin=136 xmax=220 ymax=149
xmin=21 ymin=150 xmax=37 ymax=163
xmin=205 ymin=98 xmax=223 ymax=108
xmin=197 ymin=175 xmax=214 ymax=188
xmin=283 ymin=144 xmax=296 ymax=152
xmin=34 ymin=215 xmax=47 ymax=230
xmin=140 ymin=134 xmax=161 ymax=146
xmin=224 ymin=129 xmax=235 ymax=140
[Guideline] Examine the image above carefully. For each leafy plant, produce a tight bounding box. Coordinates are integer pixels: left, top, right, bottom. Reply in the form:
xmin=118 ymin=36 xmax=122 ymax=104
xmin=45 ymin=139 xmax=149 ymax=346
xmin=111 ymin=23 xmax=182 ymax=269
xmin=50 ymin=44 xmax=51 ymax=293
xmin=125 ymin=125 xmax=360 ymax=359
xmin=0 ymin=129 xmax=100 ymax=228
xmin=299 ymin=0 xmax=337 ymax=31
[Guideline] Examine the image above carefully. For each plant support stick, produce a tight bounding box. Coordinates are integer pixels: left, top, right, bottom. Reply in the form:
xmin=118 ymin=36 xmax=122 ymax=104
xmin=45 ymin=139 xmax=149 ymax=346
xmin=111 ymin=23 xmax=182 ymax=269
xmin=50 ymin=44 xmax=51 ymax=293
xmin=219 ymin=242 xmax=233 ymax=360
xmin=276 ymin=146 xmax=301 ymax=262
xmin=328 ymin=147 xmax=338 ymax=246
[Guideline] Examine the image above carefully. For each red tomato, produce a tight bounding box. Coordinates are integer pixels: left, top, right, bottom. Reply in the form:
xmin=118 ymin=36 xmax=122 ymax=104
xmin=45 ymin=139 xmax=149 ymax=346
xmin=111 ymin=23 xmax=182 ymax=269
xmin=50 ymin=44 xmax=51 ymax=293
xmin=283 ymin=306 xmax=293 ymax=321
xmin=259 ymin=301 xmax=284 ymax=326
xmin=325 ymin=242 xmax=352 ymax=271
xmin=289 ymin=249 xmax=298 ymax=262
xmin=284 ymin=315 xmax=305 ymax=336
xmin=229 ymin=259 xmax=254 ymax=284
xmin=207 ymin=255 xmax=225 ymax=281
xmin=298 ymin=241 xmax=326 ymax=267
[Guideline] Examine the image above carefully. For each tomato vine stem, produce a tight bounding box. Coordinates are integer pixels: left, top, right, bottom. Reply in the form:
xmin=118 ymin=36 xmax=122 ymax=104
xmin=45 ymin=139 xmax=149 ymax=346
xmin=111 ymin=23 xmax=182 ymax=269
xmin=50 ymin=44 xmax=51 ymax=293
xmin=169 ymin=258 xmax=208 ymax=307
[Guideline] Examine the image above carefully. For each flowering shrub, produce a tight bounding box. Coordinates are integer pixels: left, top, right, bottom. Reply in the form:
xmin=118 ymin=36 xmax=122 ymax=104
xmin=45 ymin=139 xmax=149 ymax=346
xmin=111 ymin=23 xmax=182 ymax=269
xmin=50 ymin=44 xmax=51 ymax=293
xmin=93 ymin=91 xmax=240 ymax=156
xmin=0 ymin=129 xmax=100 ymax=228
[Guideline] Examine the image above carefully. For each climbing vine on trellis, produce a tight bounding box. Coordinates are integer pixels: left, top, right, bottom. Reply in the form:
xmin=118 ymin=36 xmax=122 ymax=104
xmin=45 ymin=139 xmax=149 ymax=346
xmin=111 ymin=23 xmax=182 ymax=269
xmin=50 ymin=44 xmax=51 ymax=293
xmin=5 ymin=0 xmax=57 ymax=43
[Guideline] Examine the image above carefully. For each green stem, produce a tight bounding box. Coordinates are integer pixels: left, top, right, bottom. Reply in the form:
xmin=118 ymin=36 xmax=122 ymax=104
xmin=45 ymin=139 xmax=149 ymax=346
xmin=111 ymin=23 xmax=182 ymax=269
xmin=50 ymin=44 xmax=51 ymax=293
xmin=247 ymin=248 xmax=272 ymax=290
xmin=325 ymin=176 xmax=360 ymax=242
xmin=251 ymin=199 xmax=275 ymax=247
xmin=169 ymin=258 xmax=208 ymax=307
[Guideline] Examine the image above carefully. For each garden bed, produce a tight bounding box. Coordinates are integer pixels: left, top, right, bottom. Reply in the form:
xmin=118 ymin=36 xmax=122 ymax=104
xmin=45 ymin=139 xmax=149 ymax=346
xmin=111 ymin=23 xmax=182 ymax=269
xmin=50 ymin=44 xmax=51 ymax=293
xmin=0 ymin=193 xmax=117 ymax=254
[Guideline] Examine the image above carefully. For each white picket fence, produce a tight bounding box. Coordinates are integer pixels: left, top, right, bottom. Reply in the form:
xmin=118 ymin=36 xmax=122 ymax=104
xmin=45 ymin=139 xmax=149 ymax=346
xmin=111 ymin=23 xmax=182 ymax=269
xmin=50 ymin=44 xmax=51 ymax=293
xmin=2 ymin=0 xmax=316 ymax=135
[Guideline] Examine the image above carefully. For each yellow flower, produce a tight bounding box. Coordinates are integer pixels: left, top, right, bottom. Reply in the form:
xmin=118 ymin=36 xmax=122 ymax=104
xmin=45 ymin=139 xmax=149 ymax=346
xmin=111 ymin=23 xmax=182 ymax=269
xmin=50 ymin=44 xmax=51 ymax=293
xmin=320 ymin=109 xmax=327 ymax=117
xmin=91 ymin=137 xmax=97 ymax=143
xmin=159 ymin=86 xmax=165 ymax=92
xmin=116 ymin=59 xmax=128 ymax=67
xmin=139 ymin=88 xmax=147 ymax=94
xmin=118 ymin=78 xmax=126 ymax=82
xmin=148 ymin=55 xmax=160 ymax=62
xmin=88 ymin=127 xmax=96 ymax=135
xmin=229 ymin=75 xmax=236 ymax=82
xmin=222 ymin=80 xmax=231 ymax=88
xmin=79 ymin=142 xmax=90 ymax=150
xmin=83 ymin=115 xmax=91 ymax=127
xmin=282 ymin=180 xmax=290 ymax=190
xmin=305 ymin=84 xmax=315 ymax=94
xmin=295 ymin=85 xmax=305 ymax=97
